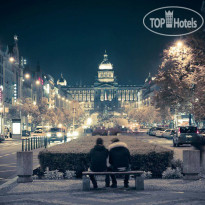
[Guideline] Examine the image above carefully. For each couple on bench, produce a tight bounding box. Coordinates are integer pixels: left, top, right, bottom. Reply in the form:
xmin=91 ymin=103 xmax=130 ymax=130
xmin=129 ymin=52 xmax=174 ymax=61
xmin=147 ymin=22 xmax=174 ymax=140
xmin=89 ymin=137 xmax=131 ymax=188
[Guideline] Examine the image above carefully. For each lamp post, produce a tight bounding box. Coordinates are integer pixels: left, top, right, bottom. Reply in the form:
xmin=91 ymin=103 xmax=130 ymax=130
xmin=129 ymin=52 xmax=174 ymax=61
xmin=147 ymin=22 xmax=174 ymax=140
xmin=168 ymin=40 xmax=193 ymax=126
xmin=72 ymin=107 xmax=76 ymax=133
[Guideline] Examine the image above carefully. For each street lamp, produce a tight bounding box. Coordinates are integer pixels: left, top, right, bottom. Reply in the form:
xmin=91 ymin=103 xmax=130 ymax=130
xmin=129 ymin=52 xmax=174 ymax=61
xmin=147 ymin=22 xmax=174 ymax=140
xmin=25 ymin=73 xmax=30 ymax=79
xmin=9 ymin=57 xmax=15 ymax=63
xmin=87 ymin=117 xmax=92 ymax=126
xmin=176 ymin=40 xmax=183 ymax=48
xmin=36 ymin=80 xmax=40 ymax=85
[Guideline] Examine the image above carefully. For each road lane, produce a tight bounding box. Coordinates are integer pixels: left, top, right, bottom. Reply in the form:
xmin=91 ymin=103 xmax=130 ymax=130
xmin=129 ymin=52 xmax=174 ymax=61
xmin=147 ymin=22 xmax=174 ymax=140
xmin=0 ymin=132 xmax=196 ymax=186
xmin=136 ymin=131 xmax=194 ymax=160
xmin=0 ymin=139 xmax=61 ymax=186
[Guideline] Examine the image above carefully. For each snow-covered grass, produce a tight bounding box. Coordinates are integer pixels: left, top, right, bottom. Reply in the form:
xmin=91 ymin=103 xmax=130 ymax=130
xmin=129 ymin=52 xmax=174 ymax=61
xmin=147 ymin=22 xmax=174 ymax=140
xmin=43 ymin=135 xmax=171 ymax=155
xmin=39 ymin=135 xmax=173 ymax=178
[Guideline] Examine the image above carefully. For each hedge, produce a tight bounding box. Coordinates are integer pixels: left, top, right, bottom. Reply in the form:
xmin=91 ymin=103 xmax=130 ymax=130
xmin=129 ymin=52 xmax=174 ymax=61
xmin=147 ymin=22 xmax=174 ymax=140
xmin=38 ymin=135 xmax=173 ymax=178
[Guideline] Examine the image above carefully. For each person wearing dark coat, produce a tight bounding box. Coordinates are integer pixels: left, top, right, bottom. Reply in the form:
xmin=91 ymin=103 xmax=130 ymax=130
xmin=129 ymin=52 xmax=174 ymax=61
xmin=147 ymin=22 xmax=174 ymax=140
xmin=89 ymin=138 xmax=110 ymax=188
xmin=108 ymin=138 xmax=131 ymax=188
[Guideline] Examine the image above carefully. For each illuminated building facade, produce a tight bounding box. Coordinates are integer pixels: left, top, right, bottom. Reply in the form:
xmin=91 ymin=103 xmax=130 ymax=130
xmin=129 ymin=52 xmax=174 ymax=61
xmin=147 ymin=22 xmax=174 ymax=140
xmin=62 ymin=51 xmax=142 ymax=113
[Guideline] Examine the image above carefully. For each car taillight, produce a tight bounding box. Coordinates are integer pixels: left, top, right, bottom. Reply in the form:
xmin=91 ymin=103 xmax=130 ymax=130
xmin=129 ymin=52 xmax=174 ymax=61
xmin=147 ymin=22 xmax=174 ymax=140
xmin=197 ymin=130 xmax=199 ymax=134
xmin=178 ymin=128 xmax=181 ymax=134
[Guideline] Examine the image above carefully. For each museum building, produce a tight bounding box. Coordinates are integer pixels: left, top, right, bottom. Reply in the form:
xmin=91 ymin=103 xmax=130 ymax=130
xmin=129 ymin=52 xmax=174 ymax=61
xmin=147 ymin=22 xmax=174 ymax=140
xmin=57 ymin=52 xmax=142 ymax=113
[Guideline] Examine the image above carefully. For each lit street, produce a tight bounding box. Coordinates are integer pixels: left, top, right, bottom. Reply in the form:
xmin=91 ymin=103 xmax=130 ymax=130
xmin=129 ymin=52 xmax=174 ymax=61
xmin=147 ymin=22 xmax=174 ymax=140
xmin=0 ymin=130 xmax=195 ymax=186
xmin=136 ymin=131 xmax=194 ymax=160
xmin=0 ymin=1 xmax=205 ymax=204
xmin=0 ymin=138 xmax=60 ymax=186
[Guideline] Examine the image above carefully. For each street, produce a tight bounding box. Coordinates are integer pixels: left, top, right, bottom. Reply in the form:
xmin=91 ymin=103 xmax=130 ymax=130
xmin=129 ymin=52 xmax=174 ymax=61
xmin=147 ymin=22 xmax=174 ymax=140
xmin=0 ymin=138 xmax=60 ymax=186
xmin=136 ymin=131 xmax=194 ymax=160
xmin=0 ymin=131 xmax=196 ymax=187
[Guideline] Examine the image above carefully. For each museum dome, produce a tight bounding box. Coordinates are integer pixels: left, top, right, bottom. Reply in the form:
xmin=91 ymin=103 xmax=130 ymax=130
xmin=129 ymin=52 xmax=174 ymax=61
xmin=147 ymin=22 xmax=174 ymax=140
xmin=99 ymin=51 xmax=113 ymax=70
xmin=57 ymin=73 xmax=67 ymax=86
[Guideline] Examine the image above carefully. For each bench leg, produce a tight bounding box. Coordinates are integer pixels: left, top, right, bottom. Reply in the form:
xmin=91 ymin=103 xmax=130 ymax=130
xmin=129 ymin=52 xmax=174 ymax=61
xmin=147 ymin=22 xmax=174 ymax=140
xmin=82 ymin=175 xmax=90 ymax=191
xmin=135 ymin=176 xmax=144 ymax=190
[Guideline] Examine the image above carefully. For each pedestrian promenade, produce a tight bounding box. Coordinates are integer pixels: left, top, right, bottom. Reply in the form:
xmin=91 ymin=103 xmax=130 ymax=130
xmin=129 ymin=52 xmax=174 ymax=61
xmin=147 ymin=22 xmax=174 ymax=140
xmin=0 ymin=178 xmax=205 ymax=204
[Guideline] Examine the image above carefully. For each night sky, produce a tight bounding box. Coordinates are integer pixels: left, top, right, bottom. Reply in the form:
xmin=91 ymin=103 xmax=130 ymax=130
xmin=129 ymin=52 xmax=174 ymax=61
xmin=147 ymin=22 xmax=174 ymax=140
xmin=0 ymin=0 xmax=203 ymax=86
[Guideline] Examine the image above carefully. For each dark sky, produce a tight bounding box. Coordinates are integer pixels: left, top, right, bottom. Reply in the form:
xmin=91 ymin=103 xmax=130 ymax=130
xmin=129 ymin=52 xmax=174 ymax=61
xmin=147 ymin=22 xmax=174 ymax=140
xmin=0 ymin=0 xmax=203 ymax=85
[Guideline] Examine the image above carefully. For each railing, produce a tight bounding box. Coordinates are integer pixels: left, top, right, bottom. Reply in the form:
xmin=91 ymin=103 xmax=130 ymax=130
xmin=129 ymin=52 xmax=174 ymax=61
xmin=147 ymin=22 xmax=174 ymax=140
xmin=22 ymin=136 xmax=48 ymax=151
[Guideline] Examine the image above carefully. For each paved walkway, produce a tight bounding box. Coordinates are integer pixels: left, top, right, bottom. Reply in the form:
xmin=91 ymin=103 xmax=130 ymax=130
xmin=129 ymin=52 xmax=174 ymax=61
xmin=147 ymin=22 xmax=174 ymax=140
xmin=0 ymin=178 xmax=205 ymax=205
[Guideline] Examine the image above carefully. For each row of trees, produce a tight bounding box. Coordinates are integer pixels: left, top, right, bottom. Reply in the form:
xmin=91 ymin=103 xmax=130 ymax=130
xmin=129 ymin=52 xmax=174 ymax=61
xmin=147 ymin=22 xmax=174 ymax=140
xmin=123 ymin=32 xmax=205 ymax=126
xmin=154 ymin=32 xmax=205 ymax=123
xmin=124 ymin=105 xmax=171 ymax=126
xmin=7 ymin=98 xmax=85 ymax=129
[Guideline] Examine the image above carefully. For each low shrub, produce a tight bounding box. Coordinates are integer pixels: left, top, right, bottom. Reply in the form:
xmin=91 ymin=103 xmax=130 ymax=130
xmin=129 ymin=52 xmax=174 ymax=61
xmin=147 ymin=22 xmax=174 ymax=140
xmin=65 ymin=170 xmax=76 ymax=179
xmin=162 ymin=167 xmax=183 ymax=179
xmin=170 ymin=159 xmax=183 ymax=171
xmin=142 ymin=171 xmax=152 ymax=179
xmin=44 ymin=168 xmax=64 ymax=180
xmin=38 ymin=135 xmax=173 ymax=178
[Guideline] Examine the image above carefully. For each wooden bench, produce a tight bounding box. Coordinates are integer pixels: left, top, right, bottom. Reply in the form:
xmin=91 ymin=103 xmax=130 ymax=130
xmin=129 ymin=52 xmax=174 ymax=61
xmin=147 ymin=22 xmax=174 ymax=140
xmin=82 ymin=171 xmax=144 ymax=191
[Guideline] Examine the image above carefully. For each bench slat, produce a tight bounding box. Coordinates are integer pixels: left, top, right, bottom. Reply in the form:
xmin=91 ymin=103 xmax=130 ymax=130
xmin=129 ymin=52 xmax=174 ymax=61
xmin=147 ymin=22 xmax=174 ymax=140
xmin=82 ymin=171 xmax=143 ymax=175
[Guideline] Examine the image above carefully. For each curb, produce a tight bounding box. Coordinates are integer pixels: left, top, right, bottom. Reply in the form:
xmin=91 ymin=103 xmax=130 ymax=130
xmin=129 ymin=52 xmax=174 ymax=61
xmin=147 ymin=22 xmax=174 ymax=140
xmin=0 ymin=164 xmax=40 ymax=193
xmin=0 ymin=176 xmax=18 ymax=193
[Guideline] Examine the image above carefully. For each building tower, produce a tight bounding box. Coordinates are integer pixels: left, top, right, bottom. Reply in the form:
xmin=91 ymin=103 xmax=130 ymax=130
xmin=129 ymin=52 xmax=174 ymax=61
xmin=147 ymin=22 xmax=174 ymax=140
xmin=57 ymin=73 xmax=67 ymax=86
xmin=97 ymin=50 xmax=115 ymax=83
xmin=94 ymin=51 xmax=118 ymax=112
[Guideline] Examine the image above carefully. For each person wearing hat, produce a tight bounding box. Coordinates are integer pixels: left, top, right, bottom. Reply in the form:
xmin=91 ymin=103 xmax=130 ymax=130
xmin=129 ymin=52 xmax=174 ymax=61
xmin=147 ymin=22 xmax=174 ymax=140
xmin=89 ymin=138 xmax=110 ymax=189
xmin=108 ymin=138 xmax=131 ymax=188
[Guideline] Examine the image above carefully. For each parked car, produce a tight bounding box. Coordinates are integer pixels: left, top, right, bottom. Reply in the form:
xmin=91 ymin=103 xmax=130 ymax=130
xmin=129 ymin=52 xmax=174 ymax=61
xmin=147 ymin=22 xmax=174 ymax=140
xmin=173 ymin=126 xmax=201 ymax=147
xmin=84 ymin=128 xmax=93 ymax=136
xmin=148 ymin=127 xmax=157 ymax=136
xmin=132 ymin=128 xmax=139 ymax=134
xmin=198 ymin=129 xmax=205 ymax=144
xmin=162 ymin=129 xmax=175 ymax=139
xmin=155 ymin=128 xmax=166 ymax=137
xmin=92 ymin=127 xmax=108 ymax=136
xmin=198 ymin=129 xmax=205 ymax=137
xmin=107 ymin=127 xmax=120 ymax=135
xmin=22 ymin=130 xmax=31 ymax=137
xmin=47 ymin=127 xmax=67 ymax=142
xmin=0 ymin=134 xmax=5 ymax=142
xmin=150 ymin=127 xmax=165 ymax=136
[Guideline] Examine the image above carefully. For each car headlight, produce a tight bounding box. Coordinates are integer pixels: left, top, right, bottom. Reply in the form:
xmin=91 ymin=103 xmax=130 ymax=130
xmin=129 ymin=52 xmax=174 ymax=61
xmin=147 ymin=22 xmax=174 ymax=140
xmin=57 ymin=133 xmax=62 ymax=137
xmin=73 ymin=131 xmax=79 ymax=136
xmin=47 ymin=133 xmax=51 ymax=137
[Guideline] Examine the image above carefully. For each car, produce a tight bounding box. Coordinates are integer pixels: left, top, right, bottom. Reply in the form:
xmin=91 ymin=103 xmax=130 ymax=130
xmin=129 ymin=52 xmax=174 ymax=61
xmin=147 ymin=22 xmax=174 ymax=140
xmin=47 ymin=127 xmax=67 ymax=142
xmin=198 ymin=129 xmax=205 ymax=137
xmin=92 ymin=127 xmax=108 ymax=136
xmin=198 ymin=129 xmax=205 ymax=144
xmin=155 ymin=128 xmax=166 ymax=137
xmin=173 ymin=126 xmax=201 ymax=147
xmin=162 ymin=129 xmax=175 ymax=139
xmin=31 ymin=127 xmax=46 ymax=137
xmin=0 ymin=134 xmax=5 ymax=142
xmin=22 ymin=130 xmax=31 ymax=137
xmin=148 ymin=127 xmax=157 ymax=136
xmin=132 ymin=128 xmax=139 ymax=134
xmin=31 ymin=130 xmax=45 ymax=137
xmin=84 ymin=128 xmax=93 ymax=136
xmin=150 ymin=127 xmax=165 ymax=136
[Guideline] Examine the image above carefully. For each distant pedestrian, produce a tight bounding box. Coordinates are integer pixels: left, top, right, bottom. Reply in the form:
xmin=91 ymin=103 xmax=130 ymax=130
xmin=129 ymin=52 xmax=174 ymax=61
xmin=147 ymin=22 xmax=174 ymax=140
xmin=89 ymin=138 xmax=110 ymax=188
xmin=108 ymin=138 xmax=131 ymax=188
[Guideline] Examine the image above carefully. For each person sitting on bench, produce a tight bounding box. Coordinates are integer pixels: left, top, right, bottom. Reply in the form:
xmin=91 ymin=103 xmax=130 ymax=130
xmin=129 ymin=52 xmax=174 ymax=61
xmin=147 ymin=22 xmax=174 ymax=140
xmin=108 ymin=138 xmax=131 ymax=188
xmin=89 ymin=138 xmax=110 ymax=189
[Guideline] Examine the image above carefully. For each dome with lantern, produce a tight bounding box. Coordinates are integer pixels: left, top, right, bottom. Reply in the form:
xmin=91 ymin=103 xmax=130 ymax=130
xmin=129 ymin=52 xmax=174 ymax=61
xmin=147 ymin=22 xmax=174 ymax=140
xmin=57 ymin=73 xmax=67 ymax=86
xmin=99 ymin=51 xmax=113 ymax=70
